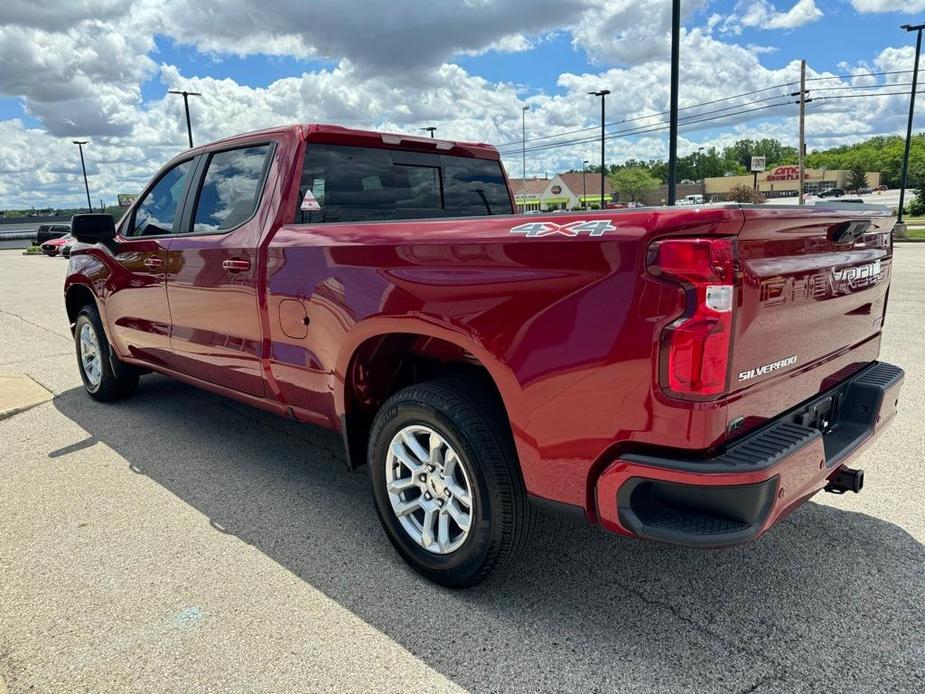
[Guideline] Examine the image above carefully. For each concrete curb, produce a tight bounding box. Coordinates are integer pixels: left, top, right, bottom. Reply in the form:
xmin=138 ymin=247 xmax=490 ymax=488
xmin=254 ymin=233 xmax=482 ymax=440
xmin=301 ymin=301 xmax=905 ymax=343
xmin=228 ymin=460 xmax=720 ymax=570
xmin=0 ymin=374 xmax=53 ymax=420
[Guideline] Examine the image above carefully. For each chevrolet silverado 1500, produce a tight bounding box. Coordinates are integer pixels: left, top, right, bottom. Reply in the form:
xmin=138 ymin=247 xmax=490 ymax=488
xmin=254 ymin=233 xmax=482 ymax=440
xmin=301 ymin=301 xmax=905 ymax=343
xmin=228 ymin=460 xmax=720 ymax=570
xmin=64 ymin=124 xmax=904 ymax=587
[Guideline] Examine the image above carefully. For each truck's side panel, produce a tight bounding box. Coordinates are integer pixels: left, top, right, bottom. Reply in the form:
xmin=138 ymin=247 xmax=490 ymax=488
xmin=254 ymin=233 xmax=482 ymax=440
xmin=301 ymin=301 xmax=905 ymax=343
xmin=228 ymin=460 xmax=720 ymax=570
xmin=263 ymin=207 xmax=747 ymax=510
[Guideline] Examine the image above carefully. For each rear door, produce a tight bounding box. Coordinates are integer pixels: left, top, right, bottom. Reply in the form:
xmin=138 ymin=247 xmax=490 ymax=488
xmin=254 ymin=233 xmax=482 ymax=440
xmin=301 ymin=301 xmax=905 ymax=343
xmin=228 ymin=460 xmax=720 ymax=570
xmin=104 ymin=158 xmax=195 ymax=365
xmin=163 ymin=142 xmax=276 ymax=397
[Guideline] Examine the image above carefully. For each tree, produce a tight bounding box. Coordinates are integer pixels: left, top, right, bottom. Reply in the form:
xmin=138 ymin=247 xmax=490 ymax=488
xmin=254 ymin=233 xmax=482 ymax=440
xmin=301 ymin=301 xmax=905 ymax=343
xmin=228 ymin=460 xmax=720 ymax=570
xmin=847 ymin=164 xmax=868 ymax=192
xmin=721 ymin=138 xmax=798 ymax=171
xmin=728 ymin=184 xmax=766 ymax=204
xmin=609 ymin=167 xmax=661 ymax=202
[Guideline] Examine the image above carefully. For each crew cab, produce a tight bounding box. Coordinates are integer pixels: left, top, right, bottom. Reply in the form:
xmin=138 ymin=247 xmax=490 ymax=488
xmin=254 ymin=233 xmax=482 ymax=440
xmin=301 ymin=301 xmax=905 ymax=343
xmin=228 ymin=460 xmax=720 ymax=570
xmin=64 ymin=124 xmax=903 ymax=587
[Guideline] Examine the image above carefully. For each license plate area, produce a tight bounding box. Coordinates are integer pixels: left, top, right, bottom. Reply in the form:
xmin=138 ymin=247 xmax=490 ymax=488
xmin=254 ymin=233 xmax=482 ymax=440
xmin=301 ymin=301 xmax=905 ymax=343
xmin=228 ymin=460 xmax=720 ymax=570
xmin=794 ymin=393 xmax=840 ymax=433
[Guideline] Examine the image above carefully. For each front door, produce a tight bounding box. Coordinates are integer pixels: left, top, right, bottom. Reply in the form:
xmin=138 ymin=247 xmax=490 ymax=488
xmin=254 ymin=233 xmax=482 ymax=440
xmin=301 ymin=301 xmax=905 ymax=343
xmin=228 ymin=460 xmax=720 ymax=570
xmin=163 ymin=143 xmax=275 ymax=397
xmin=105 ymin=158 xmax=195 ymax=366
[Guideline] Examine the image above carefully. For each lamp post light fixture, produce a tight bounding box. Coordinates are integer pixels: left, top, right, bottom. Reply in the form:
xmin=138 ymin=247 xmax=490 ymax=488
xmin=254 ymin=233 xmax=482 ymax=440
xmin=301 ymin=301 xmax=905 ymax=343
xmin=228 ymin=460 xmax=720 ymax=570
xmin=898 ymin=22 xmax=925 ymax=225
xmin=521 ymin=105 xmax=529 ymax=214
xmin=168 ymin=90 xmax=202 ymax=148
xmin=421 ymin=126 xmax=437 ymax=138
xmin=72 ymin=140 xmax=92 ymax=212
xmin=588 ymin=90 xmax=611 ymax=210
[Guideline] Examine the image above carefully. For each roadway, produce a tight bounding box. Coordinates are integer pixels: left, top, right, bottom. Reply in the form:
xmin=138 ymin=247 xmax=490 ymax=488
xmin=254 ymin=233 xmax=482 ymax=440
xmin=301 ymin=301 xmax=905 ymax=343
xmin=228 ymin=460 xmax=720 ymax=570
xmin=0 ymin=246 xmax=923 ymax=693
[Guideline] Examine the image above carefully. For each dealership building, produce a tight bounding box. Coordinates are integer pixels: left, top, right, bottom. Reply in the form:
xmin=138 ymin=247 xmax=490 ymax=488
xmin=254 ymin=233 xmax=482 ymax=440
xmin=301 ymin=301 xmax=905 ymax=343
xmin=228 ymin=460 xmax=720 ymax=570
xmin=509 ymin=173 xmax=613 ymax=211
xmin=702 ymin=166 xmax=882 ymax=200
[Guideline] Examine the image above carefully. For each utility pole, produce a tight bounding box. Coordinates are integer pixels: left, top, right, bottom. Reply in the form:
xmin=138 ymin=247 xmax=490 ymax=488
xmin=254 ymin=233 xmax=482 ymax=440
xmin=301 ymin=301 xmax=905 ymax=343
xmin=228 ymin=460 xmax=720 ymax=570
xmin=72 ymin=140 xmax=92 ymax=212
xmin=898 ymin=23 xmax=925 ymax=226
xmin=667 ymin=0 xmax=681 ymax=205
xmin=788 ymin=64 xmax=813 ymax=204
xmin=168 ymin=90 xmax=202 ymax=148
xmin=697 ymin=146 xmax=705 ymax=196
xmin=521 ymin=105 xmax=529 ymax=214
xmin=588 ymin=90 xmax=610 ymax=209
xmin=798 ymin=59 xmax=807 ymax=206
xmin=421 ymin=126 xmax=437 ymax=138
xmin=582 ymin=159 xmax=589 ymax=210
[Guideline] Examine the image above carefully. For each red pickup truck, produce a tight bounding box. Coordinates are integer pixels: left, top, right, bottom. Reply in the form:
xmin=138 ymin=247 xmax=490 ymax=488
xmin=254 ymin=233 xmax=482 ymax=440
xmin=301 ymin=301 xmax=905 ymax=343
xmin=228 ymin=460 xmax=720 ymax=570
xmin=64 ymin=124 xmax=904 ymax=587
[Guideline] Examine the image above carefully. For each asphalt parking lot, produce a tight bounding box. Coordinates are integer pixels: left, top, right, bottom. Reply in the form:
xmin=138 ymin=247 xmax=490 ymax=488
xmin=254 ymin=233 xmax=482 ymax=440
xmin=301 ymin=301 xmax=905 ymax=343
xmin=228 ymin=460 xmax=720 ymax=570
xmin=1 ymin=247 xmax=923 ymax=693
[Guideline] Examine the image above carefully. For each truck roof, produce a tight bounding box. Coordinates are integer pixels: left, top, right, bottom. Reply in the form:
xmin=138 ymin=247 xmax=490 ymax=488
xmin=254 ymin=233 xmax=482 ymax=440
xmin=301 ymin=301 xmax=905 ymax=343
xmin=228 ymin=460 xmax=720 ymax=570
xmin=186 ymin=123 xmax=500 ymax=160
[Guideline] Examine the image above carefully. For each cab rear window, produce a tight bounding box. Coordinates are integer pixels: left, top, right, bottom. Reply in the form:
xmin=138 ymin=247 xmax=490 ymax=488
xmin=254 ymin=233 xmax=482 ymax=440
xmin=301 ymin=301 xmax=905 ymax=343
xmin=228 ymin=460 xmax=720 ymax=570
xmin=295 ymin=144 xmax=512 ymax=223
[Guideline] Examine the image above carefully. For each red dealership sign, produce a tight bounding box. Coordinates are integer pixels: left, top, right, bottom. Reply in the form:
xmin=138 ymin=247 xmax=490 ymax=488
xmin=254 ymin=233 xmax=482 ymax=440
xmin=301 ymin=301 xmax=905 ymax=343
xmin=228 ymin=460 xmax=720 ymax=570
xmin=766 ymin=166 xmax=812 ymax=182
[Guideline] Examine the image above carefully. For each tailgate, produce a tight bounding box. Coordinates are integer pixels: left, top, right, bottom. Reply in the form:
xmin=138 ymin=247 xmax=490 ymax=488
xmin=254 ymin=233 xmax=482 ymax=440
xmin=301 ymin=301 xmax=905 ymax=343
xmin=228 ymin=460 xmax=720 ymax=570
xmin=726 ymin=205 xmax=894 ymax=434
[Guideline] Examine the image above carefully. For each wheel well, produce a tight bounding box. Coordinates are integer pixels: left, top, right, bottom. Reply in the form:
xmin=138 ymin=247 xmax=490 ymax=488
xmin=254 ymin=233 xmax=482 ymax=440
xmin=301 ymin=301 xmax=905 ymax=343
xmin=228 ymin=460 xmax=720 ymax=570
xmin=65 ymin=284 xmax=96 ymax=329
xmin=342 ymin=333 xmax=509 ymax=469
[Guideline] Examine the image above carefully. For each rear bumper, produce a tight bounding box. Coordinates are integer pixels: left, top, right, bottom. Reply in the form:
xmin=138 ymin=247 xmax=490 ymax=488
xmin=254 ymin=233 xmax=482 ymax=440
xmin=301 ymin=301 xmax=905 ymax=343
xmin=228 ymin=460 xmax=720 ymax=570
xmin=595 ymin=362 xmax=904 ymax=547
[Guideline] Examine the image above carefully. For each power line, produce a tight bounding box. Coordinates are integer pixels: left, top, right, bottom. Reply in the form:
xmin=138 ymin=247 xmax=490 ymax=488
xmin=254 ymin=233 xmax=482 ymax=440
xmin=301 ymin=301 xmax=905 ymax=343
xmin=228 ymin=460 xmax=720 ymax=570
xmin=499 ymin=83 xmax=925 ymax=158
xmin=498 ymin=70 xmax=919 ymax=152
xmin=805 ymin=69 xmax=914 ymax=82
xmin=502 ymin=99 xmax=797 ymax=156
xmin=812 ymin=89 xmax=925 ymax=101
xmin=499 ymin=96 xmax=799 ymax=155
xmin=809 ymin=81 xmax=914 ymax=93
xmin=495 ymin=80 xmax=800 ymax=148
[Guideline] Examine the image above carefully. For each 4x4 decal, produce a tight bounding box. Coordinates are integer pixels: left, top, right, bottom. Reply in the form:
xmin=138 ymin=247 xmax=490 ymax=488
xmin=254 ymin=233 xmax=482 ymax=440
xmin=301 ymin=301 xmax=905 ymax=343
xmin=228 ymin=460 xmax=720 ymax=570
xmin=509 ymin=219 xmax=617 ymax=238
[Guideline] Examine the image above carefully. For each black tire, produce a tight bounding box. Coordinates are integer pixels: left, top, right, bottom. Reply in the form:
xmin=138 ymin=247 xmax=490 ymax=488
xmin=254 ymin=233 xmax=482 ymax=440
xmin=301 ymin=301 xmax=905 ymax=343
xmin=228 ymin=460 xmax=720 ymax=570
xmin=368 ymin=379 xmax=536 ymax=588
xmin=74 ymin=303 xmax=139 ymax=401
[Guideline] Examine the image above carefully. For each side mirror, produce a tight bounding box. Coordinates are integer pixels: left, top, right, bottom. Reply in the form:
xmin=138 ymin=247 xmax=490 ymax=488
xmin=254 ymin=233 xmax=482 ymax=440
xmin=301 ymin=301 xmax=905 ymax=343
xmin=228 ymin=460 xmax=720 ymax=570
xmin=71 ymin=214 xmax=116 ymax=244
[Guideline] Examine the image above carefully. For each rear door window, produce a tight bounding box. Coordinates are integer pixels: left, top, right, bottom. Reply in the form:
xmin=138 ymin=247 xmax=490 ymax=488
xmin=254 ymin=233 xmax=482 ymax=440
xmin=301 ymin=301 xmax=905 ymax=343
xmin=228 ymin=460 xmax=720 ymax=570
xmin=296 ymin=144 xmax=511 ymax=223
xmin=190 ymin=144 xmax=273 ymax=233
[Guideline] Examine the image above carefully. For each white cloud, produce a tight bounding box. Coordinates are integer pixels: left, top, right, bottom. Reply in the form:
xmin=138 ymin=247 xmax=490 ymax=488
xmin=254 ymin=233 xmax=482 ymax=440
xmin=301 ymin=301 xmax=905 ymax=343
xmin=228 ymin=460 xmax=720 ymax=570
xmin=0 ymin=0 xmax=921 ymax=208
xmin=722 ymin=0 xmax=823 ymax=34
xmin=0 ymin=0 xmax=133 ymax=31
xmin=146 ymin=0 xmax=584 ymax=75
xmin=852 ymin=1 xmax=925 ymax=13
xmin=569 ymin=0 xmax=709 ymax=65
xmin=459 ymin=33 xmax=535 ymax=56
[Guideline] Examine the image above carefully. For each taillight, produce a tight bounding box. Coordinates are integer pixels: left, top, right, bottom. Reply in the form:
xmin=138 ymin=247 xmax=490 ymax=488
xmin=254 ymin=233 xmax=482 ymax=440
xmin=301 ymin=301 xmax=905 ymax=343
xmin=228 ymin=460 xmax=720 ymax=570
xmin=648 ymin=237 xmax=736 ymax=399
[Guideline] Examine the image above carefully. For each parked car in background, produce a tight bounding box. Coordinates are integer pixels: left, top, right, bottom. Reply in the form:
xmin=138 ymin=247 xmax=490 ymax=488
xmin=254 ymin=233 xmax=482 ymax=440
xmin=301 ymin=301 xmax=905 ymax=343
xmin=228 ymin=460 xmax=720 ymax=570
xmin=35 ymin=223 xmax=70 ymax=246
xmin=676 ymin=194 xmax=705 ymax=206
xmin=874 ymin=184 xmax=889 ymax=192
xmin=818 ymin=188 xmax=845 ymax=198
xmin=63 ymin=123 xmax=904 ymax=587
xmin=40 ymin=234 xmax=73 ymax=256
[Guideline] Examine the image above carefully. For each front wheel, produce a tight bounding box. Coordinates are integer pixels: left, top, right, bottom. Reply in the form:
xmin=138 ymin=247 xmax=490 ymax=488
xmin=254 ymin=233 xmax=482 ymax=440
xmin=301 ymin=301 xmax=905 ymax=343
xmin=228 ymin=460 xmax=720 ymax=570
xmin=368 ymin=380 xmax=535 ymax=588
xmin=74 ymin=304 xmax=139 ymax=401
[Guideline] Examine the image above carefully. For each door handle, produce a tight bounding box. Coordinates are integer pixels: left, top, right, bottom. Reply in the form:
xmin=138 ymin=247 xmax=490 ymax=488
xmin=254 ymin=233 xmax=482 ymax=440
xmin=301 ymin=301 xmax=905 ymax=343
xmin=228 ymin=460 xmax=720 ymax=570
xmin=144 ymin=256 xmax=164 ymax=270
xmin=222 ymin=258 xmax=251 ymax=273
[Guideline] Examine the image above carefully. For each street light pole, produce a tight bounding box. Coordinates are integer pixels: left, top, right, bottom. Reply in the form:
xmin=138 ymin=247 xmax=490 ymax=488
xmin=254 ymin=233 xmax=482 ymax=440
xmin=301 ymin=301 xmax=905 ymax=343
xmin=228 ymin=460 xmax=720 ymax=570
xmin=522 ymin=106 xmax=529 ymax=214
xmin=421 ymin=126 xmax=437 ymax=138
xmin=588 ymin=90 xmax=611 ymax=209
xmin=667 ymin=0 xmax=681 ymax=206
xmin=898 ymin=23 xmax=925 ymax=225
xmin=72 ymin=140 xmax=92 ymax=212
xmin=168 ymin=90 xmax=202 ymax=148
xmin=582 ymin=159 xmax=589 ymax=210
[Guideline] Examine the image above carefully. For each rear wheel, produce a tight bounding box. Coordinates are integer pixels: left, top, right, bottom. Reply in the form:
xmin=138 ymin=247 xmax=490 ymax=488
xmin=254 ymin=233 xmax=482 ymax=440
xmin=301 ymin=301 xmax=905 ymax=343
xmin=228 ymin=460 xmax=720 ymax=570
xmin=74 ymin=304 xmax=139 ymax=401
xmin=368 ymin=380 xmax=535 ymax=588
